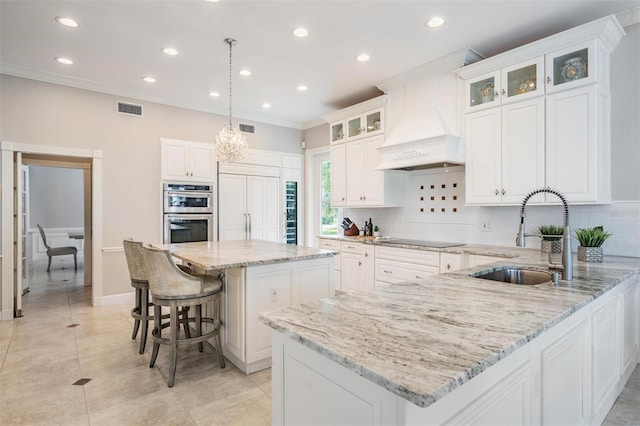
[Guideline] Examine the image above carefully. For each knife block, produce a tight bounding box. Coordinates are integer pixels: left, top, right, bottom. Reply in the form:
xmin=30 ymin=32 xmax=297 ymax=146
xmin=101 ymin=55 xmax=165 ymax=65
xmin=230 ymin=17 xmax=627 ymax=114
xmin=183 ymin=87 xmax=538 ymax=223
xmin=343 ymin=223 xmax=359 ymax=236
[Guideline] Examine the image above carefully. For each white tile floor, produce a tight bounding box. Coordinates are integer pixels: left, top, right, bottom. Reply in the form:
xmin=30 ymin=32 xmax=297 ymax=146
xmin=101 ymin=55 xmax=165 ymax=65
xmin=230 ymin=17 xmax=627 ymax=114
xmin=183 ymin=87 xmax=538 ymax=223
xmin=1 ymin=256 xmax=637 ymax=425
xmin=0 ymin=257 xmax=270 ymax=425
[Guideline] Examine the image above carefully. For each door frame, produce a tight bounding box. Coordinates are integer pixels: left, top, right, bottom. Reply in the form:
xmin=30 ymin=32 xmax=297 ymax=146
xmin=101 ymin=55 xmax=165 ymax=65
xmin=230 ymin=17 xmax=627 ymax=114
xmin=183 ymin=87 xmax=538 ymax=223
xmin=304 ymin=146 xmax=332 ymax=247
xmin=1 ymin=141 xmax=103 ymax=320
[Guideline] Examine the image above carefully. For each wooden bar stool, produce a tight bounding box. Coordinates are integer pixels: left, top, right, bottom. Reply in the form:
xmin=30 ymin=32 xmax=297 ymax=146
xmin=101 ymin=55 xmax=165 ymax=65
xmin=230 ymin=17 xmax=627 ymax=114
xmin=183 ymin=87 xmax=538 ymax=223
xmin=141 ymin=245 xmax=225 ymax=387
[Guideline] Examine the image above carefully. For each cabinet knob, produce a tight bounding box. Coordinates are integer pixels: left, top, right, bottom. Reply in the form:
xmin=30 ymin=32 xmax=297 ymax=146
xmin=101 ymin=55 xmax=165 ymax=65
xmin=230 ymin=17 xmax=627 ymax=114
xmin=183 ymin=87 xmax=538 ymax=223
xmin=495 ymin=189 xmax=499 ymax=196
xmin=362 ymin=196 xmax=366 ymax=200
xmin=546 ymin=76 xmax=551 ymax=84
xmin=447 ymin=263 xmax=452 ymax=270
xmin=358 ymin=261 xmax=362 ymax=266
xmin=342 ymin=197 xmax=345 ymax=201
xmin=494 ymin=90 xmax=499 ymax=97
xmin=501 ymin=89 xmax=506 ymax=96
xmin=502 ymin=189 xmax=506 ymax=195
xmin=364 ymin=252 xmax=368 ymax=257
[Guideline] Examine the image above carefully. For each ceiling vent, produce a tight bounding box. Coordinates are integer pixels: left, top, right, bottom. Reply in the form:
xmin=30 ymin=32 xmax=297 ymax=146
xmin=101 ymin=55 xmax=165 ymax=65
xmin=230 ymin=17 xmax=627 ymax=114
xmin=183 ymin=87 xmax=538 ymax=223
xmin=117 ymin=101 xmax=143 ymax=116
xmin=239 ymin=123 xmax=255 ymax=134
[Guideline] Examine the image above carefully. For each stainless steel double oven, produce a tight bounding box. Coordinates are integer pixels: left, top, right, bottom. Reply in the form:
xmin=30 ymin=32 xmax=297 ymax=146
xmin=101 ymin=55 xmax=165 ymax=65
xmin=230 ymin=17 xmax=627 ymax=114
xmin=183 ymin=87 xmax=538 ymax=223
xmin=163 ymin=182 xmax=214 ymax=244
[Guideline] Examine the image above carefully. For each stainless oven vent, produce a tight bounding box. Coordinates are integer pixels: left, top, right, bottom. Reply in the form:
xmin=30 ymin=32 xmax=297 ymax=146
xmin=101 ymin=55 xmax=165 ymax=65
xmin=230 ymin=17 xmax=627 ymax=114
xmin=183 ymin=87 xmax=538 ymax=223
xmin=117 ymin=101 xmax=143 ymax=116
xmin=239 ymin=123 xmax=255 ymax=134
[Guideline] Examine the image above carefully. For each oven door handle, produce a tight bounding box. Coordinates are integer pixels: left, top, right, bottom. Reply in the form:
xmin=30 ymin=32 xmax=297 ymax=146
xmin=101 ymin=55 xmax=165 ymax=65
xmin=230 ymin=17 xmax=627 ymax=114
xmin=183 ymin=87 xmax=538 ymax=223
xmin=165 ymin=191 xmax=213 ymax=198
xmin=166 ymin=214 xmax=213 ymax=221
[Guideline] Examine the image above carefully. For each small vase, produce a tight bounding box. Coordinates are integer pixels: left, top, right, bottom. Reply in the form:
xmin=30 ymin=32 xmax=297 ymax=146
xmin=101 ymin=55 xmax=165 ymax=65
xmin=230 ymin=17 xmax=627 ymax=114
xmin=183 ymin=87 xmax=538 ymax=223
xmin=578 ymin=246 xmax=603 ymax=263
xmin=541 ymin=240 xmax=562 ymax=254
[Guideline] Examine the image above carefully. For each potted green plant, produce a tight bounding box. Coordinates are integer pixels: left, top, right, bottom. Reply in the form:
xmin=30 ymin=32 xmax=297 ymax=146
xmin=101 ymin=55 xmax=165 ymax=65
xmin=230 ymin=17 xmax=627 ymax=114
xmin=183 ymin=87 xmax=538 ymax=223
xmin=575 ymin=226 xmax=611 ymax=263
xmin=536 ymin=225 xmax=564 ymax=253
xmin=373 ymin=225 xmax=380 ymax=237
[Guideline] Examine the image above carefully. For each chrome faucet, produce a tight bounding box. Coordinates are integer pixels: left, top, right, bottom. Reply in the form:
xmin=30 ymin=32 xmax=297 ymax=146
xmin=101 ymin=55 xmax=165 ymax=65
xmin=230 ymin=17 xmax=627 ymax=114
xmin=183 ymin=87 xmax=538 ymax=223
xmin=516 ymin=187 xmax=573 ymax=281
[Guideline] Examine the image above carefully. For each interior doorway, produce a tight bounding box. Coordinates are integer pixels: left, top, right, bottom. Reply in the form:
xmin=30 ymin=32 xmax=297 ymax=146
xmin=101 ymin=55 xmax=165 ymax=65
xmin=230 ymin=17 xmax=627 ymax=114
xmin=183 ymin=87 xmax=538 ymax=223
xmin=15 ymin=154 xmax=93 ymax=317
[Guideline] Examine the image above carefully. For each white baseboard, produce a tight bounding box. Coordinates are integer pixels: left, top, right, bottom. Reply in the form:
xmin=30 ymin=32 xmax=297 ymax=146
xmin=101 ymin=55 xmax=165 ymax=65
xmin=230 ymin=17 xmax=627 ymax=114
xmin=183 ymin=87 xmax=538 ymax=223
xmin=1 ymin=309 xmax=14 ymax=321
xmin=93 ymin=291 xmax=134 ymax=307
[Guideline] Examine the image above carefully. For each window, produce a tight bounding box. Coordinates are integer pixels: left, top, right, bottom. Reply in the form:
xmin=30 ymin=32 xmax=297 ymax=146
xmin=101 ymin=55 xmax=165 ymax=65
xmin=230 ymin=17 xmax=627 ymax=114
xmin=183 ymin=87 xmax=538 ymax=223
xmin=320 ymin=160 xmax=339 ymax=235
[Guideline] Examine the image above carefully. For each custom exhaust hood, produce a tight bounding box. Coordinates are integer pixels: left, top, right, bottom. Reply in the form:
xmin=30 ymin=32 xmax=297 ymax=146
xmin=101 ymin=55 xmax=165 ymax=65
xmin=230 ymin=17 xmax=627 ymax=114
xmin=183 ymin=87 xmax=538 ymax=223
xmin=376 ymin=49 xmax=482 ymax=170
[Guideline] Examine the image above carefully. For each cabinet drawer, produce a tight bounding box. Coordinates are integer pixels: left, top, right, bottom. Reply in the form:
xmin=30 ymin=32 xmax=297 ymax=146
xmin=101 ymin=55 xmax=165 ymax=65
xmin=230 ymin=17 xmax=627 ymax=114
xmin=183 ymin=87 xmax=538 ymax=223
xmin=376 ymin=259 xmax=439 ymax=284
xmin=319 ymin=239 xmax=341 ymax=251
xmin=440 ymin=253 xmax=464 ymax=273
xmin=375 ymin=246 xmax=439 ymax=267
xmin=341 ymin=241 xmax=364 ymax=255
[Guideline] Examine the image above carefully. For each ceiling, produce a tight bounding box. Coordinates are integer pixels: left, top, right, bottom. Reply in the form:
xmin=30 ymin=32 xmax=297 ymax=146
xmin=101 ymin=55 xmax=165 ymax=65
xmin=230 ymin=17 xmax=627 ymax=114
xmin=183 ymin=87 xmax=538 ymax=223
xmin=1 ymin=1 xmax=638 ymax=130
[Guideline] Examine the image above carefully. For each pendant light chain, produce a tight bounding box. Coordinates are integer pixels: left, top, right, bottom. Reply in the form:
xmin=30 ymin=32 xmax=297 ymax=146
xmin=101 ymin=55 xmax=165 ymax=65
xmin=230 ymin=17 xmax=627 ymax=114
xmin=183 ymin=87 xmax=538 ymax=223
xmin=225 ymin=38 xmax=236 ymax=128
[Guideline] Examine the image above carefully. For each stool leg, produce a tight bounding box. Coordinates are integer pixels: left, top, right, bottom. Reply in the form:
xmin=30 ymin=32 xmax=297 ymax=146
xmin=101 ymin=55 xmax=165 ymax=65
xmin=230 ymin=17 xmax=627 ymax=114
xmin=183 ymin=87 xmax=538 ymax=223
xmin=195 ymin=304 xmax=203 ymax=352
xmin=139 ymin=288 xmax=149 ymax=354
xmin=181 ymin=306 xmax=191 ymax=338
xmin=214 ymin=293 xmax=225 ymax=368
xmin=73 ymin=253 xmax=77 ymax=271
xmin=168 ymin=305 xmax=179 ymax=388
xmin=150 ymin=304 xmax=161 ymax=368
xmin=131 ymin=287 xmax=141 ymax=339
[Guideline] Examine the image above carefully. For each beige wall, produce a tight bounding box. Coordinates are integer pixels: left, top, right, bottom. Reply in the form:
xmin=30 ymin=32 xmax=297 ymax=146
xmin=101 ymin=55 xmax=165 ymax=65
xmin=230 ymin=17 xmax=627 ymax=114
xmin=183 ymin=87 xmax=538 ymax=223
xmin=0 ymin=75 xmax=303 ymax=298
xmin=303 ymin=123 xmax=329 ymax=150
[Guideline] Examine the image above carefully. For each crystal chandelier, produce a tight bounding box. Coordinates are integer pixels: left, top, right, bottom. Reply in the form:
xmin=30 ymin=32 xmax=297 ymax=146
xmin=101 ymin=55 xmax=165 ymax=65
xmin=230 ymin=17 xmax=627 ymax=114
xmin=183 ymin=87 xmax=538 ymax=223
xmin=215 ymin=38 xmax=248 ymax=163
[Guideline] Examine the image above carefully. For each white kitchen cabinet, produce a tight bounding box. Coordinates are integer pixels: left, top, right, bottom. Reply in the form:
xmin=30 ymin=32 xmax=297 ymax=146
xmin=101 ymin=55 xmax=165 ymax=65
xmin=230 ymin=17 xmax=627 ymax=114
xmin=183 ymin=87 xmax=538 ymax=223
xmin=546 ymin=84 xmax=609 ymax=202
xmin=341 ymin=242 xmax=374 ymax=293
xmin=375 ymin=246 xmax=439 ymax=287
xmin=465 ymin=56 xmax=544 ymax=113
xmin=225 ymin=257 xmax=334 ymax=374
xmin=458 ymin=15 xmax=623 ymax=206
xmin=341 ymin=135 xmax=404 ymax=207
xmin=545 ymin=41 xmax=598 ymax=94
xmin=465 ymin=95 xmax=545 ymax=205
xmin=329 ymin=120 xmax=346 ymax=145
xmin=439 ymin=252 xmax=464 ymax=273
xmin=330 ymin=143 xmax=347 ymax=207
xmin=219 ymin=174 xmax=280 ymax=242
xmin=160 ymin=138 xmax=216 ymax=182
xmin=319 ymin=238 xmax=342 ymax=291
xmin=346 ymin=107 xmax=384 ymax=141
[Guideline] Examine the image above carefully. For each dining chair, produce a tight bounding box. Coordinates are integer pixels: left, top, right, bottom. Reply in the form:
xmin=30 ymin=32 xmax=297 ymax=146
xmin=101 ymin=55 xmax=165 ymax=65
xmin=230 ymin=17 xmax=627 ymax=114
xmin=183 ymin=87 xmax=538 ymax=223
xmin=141 ymin=245 xmax=225 ymax=387
xmin=37 ymin=224 xmax=77 ymax=272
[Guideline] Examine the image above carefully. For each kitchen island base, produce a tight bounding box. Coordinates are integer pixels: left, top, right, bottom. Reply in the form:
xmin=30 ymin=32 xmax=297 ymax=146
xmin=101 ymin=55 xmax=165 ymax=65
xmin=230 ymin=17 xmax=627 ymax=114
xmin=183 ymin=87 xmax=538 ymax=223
xmin=270 ymin=274 xmax=639 ymax=425
xmin=222 ymin=257 xmax=334 ymax=374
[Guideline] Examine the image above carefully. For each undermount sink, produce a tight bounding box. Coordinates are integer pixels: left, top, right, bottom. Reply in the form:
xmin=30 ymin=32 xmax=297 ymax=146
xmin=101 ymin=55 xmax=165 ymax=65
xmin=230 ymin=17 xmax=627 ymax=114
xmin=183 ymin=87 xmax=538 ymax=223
xmin=472 ymin=268 xmax=553 ymax=285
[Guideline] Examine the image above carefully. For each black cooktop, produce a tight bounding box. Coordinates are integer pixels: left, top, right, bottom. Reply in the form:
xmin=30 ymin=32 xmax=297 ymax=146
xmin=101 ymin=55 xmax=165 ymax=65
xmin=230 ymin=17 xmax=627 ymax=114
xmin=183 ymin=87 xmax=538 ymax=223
xmin=381 ymin=238 xmax=465 ymax=248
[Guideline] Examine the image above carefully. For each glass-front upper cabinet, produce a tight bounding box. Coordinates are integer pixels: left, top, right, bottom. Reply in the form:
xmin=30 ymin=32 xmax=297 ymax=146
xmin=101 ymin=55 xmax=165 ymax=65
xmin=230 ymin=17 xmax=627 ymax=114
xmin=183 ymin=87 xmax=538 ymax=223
xmin=466 ymin=57 xmax=544 ymax=111
xmin=465 ymin=71 xmax=500 ymax=112
xmin=330 ymin=120 xmax=345 ymax=145
xmin=346 ymin=107 xmax=384 ymax=140
xmin=545 ymin=41 xmax=596 ymax=93
xmin=501 ymin=56 xmax=544 ymax=104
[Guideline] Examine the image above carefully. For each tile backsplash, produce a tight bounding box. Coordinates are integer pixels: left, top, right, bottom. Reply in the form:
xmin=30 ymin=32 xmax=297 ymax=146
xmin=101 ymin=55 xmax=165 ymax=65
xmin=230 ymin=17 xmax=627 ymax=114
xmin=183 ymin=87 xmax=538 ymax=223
xmin=343 ymin=172 xmax=640 ymax=257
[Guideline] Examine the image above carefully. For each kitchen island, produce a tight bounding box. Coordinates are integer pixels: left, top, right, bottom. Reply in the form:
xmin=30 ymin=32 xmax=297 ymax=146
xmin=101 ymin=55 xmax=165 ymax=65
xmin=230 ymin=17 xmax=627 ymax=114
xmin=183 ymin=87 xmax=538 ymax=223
xmin=261 ymin=248 xmax=640 ymax=425
xmin=159 ymin=240 xmax=336 ymax=373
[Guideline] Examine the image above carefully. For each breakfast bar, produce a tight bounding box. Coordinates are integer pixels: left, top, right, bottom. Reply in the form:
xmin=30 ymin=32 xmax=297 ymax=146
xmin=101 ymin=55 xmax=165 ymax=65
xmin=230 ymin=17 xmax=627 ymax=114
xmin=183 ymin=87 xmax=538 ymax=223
xmin=261 ymin=248 xmax=640 ymax=425
xmin=158 ymin=240 xmax=336 ymax=373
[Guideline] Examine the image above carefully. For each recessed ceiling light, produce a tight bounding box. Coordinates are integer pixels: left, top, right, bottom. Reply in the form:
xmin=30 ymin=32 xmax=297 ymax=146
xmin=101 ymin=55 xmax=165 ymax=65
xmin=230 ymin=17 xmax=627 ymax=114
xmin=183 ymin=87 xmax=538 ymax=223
xmin=297 ymin=84 xmax=308 ymax=92
xmin=239 ymin=69 xmax=251 ymax=76
xmin=162 ymin=47 xmax=178 ymax=56
xmin=142 ymin=76 xmax=156 ymax=83
xmin=262 ymin=103 xmax=271 ymax=109
xmin=55 ymin=16 xmax=79 ymax=28
xmin=55 ymin=57 xmax=73 ymax=65
xmin=356 ymin=53 xmax=370 ymax=62
xmin=292 ymin=27 xmax=308 ymax=38
xmin=426 ymin=16 xmax=445 ymax=28
xmin=209 ymin=91 xmax=220 ymax=97
xmin=204 ymin=0 xmax=220 ymax=2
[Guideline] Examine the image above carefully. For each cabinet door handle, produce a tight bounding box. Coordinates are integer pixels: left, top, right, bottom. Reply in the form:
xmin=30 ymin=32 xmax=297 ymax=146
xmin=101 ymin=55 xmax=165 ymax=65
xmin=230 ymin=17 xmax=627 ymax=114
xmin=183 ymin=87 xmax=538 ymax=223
xmin=416 ymin=275 xmax=424 ymax=279
xmin=347 ymin=245 xmax=354 ymax=249
xmin=248 ymin=213 xmax=252 ymax=239
xmin=546 ymin=76 xmax=551 ymax=84
xmin=501 ymin=89 xmax=506 ymax=96
xmin=244 ymin=213 xmax=248 ymax=238
xmin=384 ymin=270 xmax=392 ymax=274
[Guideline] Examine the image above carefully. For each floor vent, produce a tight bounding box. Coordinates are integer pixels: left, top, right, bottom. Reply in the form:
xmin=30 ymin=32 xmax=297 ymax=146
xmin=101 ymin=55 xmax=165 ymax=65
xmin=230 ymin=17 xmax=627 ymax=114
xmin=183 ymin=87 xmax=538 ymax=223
xmin=117 ymin=101 xmax=143 ymax=116
xmin=239 ymin=123 xmax=255 ymax=134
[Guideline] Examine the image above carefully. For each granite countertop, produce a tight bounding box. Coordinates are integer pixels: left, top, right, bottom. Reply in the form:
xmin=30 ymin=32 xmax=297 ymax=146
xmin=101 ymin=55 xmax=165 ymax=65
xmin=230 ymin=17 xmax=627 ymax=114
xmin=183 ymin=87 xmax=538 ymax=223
xmin=260 ymin=245 xmax=640 ymax=408
xmin=318 ymin=234 xmax=528 ymax=258
xmin=156 ymin=240 xmax=335 ymax=270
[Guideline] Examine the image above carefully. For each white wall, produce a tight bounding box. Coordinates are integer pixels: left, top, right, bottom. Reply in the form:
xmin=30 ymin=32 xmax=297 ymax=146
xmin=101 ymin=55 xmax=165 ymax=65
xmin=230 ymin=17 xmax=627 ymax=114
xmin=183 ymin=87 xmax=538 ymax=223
xmin=29 ymin=166 xmax=84 ymax=229
xmin=0 ymin=75 xmax=303 ymax=299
